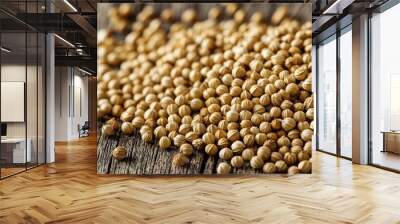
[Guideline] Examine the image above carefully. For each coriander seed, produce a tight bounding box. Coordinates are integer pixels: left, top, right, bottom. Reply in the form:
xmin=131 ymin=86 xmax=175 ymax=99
xmin=219 ymin=148 xmax=233 ymax=160
xmin=250 ymin=156 xmax=264 ymax=169
xmin=298 ymin=160 xmax=312 ymax=173
xmin=263 ymin=162 xmax=276 ymax=173
xmin=205 ymin=144 xmax=218 ymax=155
xmin=159 ymin=136 xmax=171 ymax=149
xmin=217 ymin=162 xmax=232 ymax=174
xmin=112 ymin=146 xmax=128 ymax=160
xmin=102 ymin=124 xmax=115 ymax=136
xmin=180 ymin=143 xmax=193 ymax=156
xmin=172 ymin=153 xmax=189 ymax=167
xmin=275 ymin=160 xmax=288 ymax=173
xmin=231 ymin=156 xmax=244 ymax=168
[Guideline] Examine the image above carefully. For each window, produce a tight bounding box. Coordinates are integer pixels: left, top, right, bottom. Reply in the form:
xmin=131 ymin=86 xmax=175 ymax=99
xmin=339 ymin=27 xmax=352 ymax=158
xmin=370 ymin=2 xmax=400 ymax=171
xmin=317 ymin=35 xmax=337 ymax=154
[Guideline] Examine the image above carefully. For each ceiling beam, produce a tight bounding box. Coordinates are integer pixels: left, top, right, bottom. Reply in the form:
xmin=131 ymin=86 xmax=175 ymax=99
xmin=55 ymin=55 xmax=96 ymax=72
xmin=66 ymin=13 xmax=96 ymax=45
xmin=323 ymin=0 xmax=356 ymax=14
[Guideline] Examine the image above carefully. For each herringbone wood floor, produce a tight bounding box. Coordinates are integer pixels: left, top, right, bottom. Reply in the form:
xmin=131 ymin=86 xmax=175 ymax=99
xmin=0 ymin=135 xmax=399 ymax=224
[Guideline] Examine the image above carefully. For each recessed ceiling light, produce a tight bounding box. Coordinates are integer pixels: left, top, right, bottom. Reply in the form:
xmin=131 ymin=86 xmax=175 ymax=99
xmin=1 ymin=47 xmax=11 ymax=53
xmin=78 ymin=67 xmax=93 ymax=76
xmin=54 ymin=34 xmax=75 ymax=48
xmin=63 ymin=0 xmax=78 ymax=12
xmin=323 ymin=0 xmax=354 ymax=15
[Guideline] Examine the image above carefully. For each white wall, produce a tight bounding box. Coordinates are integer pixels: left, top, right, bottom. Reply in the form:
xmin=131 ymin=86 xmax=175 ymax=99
xmin=54 ymin=67 xmax=89 ymax=141
xmin=55 ymin=67 xmax=69 ymax=141
xmin=1 ymin=65 xmax=35 ymax=137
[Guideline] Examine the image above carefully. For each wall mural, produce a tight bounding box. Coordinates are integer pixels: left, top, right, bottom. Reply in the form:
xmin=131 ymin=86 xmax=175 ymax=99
xmin=97 ymin=3 xmax=313 ymax=175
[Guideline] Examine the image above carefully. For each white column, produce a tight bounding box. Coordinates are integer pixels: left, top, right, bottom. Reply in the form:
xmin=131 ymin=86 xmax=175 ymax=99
xmin=46 ymin=33 xmax=55 ymax=163
xmin=312 ymin=45 xmax=317 ymax=151
xmin=45 ymin=0 xmax=56 ymax=163
xmin=352 ymin=14 xmax=369 ymax=164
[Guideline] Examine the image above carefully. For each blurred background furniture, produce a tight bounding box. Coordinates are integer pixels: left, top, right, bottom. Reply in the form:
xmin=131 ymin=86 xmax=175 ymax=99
xmin=79 ymin=121 xmax=90 ymax=138
xmin=382 ymin=131 xmax=400 ymax=154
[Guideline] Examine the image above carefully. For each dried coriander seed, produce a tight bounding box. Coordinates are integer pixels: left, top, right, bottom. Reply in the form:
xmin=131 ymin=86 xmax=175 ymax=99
xmin=288 ymin=166 xmax=300 ymax=175
xmin=298 ymin=160 xmax=312 ymax=173
xmin=172 ymin=153 xmax=189 ymax=167
xmin=275 ymin=160 xmax=288 ymax=173
xmin=159 ymin=136 xmax=171 ymax=149
xmin=250 ymin=156 xmax=264 ymax=169
xmin=112 ymin=146 xmax=127 ymax=160
xmin=217 ymin=162 xmax=232 ymax=174
xmin=219 ymin=148 xmax=233 ymax=160
xmin=263 ymin=162 xmax=276 ymax=173
xmin=180 ymin=143 xmax=193 ymax=156
xmin=121 ymin=122 xmax=134 ymax=135
xmin=231 ymin=140 xmax=245 ymax=153
xmin=99 ymin=4 xmax=313 ymax=175
xmin=205 ymin=144 xmax=218 ymax=156
xmin=231 ymin=156 xmax=244 ymax=168
xmin=202 ymin=132 xmax=216 ymax=144
xmin=102 ymin=124 xmax=115 ymax=136
xmin=242 ymin=148 xmax=255 ymax=161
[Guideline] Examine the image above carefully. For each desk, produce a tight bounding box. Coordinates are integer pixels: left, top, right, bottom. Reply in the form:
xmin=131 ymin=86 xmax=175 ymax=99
xmin=1 ymin=138 xmax=31 ymax=163
xmin=382 ymin=131 xmax=400 ymax=155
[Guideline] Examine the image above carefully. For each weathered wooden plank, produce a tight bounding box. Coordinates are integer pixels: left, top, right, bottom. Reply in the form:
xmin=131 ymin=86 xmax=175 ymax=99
xmin=203 ymin=156 xmax=217 ymax=175
xmin=232 ymin=161 xmax=260 ymax=174
xmin=109 ymin=134 xmax=135 ymax=174
xmin=97 ymin=130 xmax=120 ymax=174
xmin=126 ymin=132 xmax=162 ymax=175
xmin=186 ymin=151 xmax=205 ymax=175
xmin=99 ymin=131 xmax=265 ymax=175
xmin=97 ymin=132 xmax=268 ymax=175
xmin=210 ymin=158 xmax=262 ymax=174
xmin=95 ymin=119 xmax=210 ymax=175
xmin=100 ymin=131 xmax=206 ymax=175
xmin=169 ymin=150 xmax=203 ymax=175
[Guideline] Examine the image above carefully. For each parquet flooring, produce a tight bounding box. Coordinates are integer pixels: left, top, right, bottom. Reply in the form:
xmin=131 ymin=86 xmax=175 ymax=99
xmin=0 ymin=167 xmax=26 ymax=178
xmin=1 ymin=135 xmax=400 ymax=224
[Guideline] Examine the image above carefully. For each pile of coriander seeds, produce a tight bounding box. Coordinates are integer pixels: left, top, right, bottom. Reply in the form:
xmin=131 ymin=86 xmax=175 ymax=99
xmin=98 ymin=3 xmax=313 ymax=175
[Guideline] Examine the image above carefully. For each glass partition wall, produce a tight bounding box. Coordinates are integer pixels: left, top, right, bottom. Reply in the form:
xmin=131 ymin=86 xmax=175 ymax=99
xmin=370 ymin=2 xmax=400 ymax=171
xmin=316 ymin=25 xmax=353 ymax=159
xmin=0 ymin=2 xmax=46 ymax=179
xmin=316 ymin=0 xmax=400 ymax=171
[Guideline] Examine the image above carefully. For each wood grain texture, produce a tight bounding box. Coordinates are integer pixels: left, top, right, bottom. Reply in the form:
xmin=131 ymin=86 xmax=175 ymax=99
xmin=1 ymin=135 xmax=400 ymax=223
xmin=97 ymin=129 xmax=265 ymax=175
xmin=98 ymin=131 xmax=209 ymax=175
